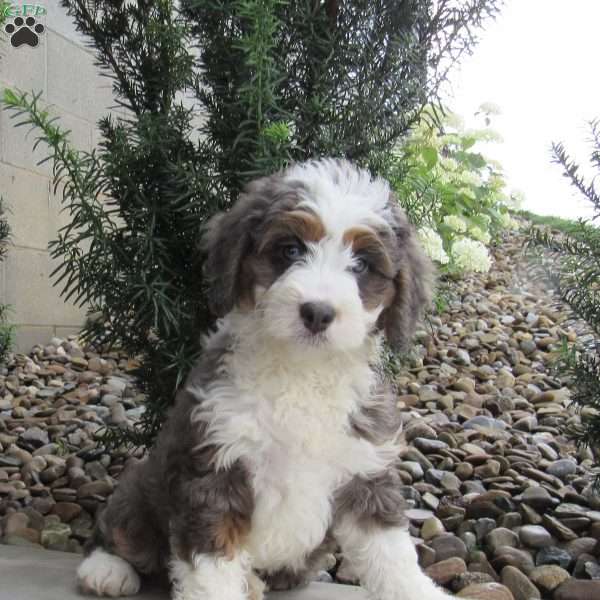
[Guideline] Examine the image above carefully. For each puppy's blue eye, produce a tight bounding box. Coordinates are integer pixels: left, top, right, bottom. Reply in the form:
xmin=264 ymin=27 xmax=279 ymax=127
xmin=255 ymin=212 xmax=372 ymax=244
xmin=351 ymin=258 xmax=369 ymax=274
xmin=282 ymin=244 xmax=304 ymax=261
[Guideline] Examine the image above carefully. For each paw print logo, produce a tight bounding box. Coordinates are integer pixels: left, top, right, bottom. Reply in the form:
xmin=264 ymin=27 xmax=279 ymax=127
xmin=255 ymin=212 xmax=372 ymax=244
xmin=4 ymin=16 xmax=45 ymax=48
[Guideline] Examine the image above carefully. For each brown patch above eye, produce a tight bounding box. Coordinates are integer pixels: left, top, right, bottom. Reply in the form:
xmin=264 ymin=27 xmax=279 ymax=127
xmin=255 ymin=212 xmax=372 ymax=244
xmin=343 ymin=226 xmax=397 ymax=311
xmin=258 ymin=209 xmax=325 ymax=253
xmin=343 ymin=226 xmax=394 ymax=278
xmin=236 ymin=209 xmax=325 ymax=311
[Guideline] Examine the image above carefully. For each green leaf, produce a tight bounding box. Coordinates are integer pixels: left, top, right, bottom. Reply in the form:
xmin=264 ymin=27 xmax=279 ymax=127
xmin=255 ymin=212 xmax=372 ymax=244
xmin=461 ymin=136 xmax=477 ymax=150
xmin=2 ymin=88 xmax=19 ymax=105
xmin=421 ymin=146 xmax=438 ymax=169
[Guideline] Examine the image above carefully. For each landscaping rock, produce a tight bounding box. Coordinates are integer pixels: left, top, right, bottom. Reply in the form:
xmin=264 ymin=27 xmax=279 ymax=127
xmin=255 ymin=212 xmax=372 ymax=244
xmin=500 ymin=566 xmax=540 ymax=600
xmin=40 ymin=523 xmax=71 ymax=549
xmin=421 ymin=517 xmax=445 ymax=541
xmin=486 ymin=529 xmax=519 ymax=555
xmin=456 ymin=583 xmax=515 ymax=600
xmin=492 ymin=547 xmax=535 ymax=575
xmin=554 ymin=579 xmax=600 ymax=600
xmin=536 ymin=546 xmax=572 ymax=569
xmin=518 ymin=525 xmax=553 ymax=549
xmin=425 ymin=557 xmax=467 ymax=585
xmin=546 ymin=459 xmax=577 ymax=480
xmin=430 ymin=533 xmax=468 ymax=562
xmin=528 ymin=565 xmax=570 ymax=593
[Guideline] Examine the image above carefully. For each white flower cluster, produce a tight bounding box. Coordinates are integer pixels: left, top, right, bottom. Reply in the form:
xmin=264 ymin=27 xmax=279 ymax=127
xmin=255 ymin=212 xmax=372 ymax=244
xmin=468 ymin=226 xmax=491 ymax=245
xmin=459 ymin=187 xmax=477 ymax=200
xmin=480 ymin=214 xmax=491 ymax=227
xmin=497 ymin=212 xmax=511 ymax=229
xmin=418 ymin=227 xmax=449 ymax=264
xmin=497 ymin=211 xmax=520 ymax=231
xmin=451 ymin=238 xmax=492 ymax=273
xmin=478 ymin=102 xmax=502 ymax=116
xmin=439 ymin=157 xmax=458 ymax=172
xmin=456 ymin=171 xmax=482 ymax=188
xmin=443 ymin=215 xmax=467 ymax=233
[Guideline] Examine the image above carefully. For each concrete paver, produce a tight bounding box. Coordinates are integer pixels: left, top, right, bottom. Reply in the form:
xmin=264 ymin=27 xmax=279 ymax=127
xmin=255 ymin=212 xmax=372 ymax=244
xmin=0 ymin=544 xmax=367 ymax=600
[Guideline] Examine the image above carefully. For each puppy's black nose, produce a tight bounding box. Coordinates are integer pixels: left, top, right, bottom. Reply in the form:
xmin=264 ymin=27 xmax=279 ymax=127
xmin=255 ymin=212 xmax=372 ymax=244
xmin=300 ymin=302 xmax=336 ymax=334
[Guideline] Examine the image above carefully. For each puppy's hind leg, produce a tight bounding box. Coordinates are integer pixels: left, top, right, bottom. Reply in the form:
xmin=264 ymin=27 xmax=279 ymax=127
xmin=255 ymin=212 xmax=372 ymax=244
xmin=78 ymin=548 xmax=141 ymax=598
xmin=167 ymin=453 xmax=255 ymax=600
xmin=77 ymin=459 xmax=163 ymax=597
xmin=77 ymin=513 xmax=143 ymax=597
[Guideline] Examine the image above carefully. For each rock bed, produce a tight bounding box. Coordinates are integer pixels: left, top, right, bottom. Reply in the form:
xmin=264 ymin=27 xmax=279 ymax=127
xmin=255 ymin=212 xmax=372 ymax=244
xmin=0 ymin=344 xmax=143 ymax=553
xmin=1 ymin=228 xmax=600 ymax=600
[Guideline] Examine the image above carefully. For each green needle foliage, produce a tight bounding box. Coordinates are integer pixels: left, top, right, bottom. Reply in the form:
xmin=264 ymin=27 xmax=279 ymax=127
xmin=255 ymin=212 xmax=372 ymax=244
xmin=2 ymin=0 xmax=500 ymax=448
xmin=185 ymin=0 xmax=502 ymax=197
xmin=1 ymin=2 xmax=9 ymax=64
xmin=0 ymin=1 xmax=8 ymax=27
xmin=529 ymin=121 xmax=600 ymax=463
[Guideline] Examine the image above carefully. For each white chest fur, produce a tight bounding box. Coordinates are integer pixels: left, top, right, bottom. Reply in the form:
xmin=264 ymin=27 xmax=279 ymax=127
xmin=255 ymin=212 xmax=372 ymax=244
xmin=245 ymin=436 xmax=344 ymax=570
xmin=190 ymin=318 xmax=399 ymax=572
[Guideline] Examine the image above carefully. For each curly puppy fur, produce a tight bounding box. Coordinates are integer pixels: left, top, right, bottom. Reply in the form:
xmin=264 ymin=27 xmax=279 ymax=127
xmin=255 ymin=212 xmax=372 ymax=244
xmin=78 ymin=159 xmax=452 ymax=600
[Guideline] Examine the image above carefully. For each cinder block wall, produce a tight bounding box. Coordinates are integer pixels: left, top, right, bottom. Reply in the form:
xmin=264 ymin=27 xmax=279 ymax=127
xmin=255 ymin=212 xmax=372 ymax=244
xmin=0 ymin=5 xmax=116 ymax=351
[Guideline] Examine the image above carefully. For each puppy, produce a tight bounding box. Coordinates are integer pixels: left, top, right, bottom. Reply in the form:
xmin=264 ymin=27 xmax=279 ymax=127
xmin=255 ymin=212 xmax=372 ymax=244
xmin=77 ymin=159 xmax=452 ymax=600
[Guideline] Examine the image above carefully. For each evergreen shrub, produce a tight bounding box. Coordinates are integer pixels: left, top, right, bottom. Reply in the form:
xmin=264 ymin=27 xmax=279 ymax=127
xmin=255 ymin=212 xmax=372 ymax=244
xmin=2 ymin=0 xmax=500 ymax=446
xmin=530 ymin=121 xmax=600 ymax=463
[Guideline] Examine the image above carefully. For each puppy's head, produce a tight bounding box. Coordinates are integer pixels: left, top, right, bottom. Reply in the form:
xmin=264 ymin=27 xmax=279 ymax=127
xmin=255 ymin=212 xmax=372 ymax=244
xmin=202 ymin=159 xmax=433 ymax=351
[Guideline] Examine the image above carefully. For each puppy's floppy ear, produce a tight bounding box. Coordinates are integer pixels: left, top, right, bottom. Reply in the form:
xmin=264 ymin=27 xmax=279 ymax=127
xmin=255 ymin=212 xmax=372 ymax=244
xmin=201 ymin=188 xmax=270 ymax=317
xmin=379 ymin=198 xmax=435 ymax=350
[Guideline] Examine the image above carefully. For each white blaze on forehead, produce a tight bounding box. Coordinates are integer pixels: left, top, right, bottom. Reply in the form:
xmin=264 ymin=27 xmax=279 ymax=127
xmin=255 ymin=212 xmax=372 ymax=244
xmin=286 ymin=240 xmax=357 ymax=302
xmin=283 ymin=160 xmax=392 ymax=237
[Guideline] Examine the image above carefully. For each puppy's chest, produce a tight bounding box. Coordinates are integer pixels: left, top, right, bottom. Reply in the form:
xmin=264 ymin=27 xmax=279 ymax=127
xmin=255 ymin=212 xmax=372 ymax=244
xmin=243 ymin=429 xmax=352 ymax=571
xmin=213 ymin=380 xmax=368 ymax=570
xmin=201 ymin=350 xmax=383 ymax=570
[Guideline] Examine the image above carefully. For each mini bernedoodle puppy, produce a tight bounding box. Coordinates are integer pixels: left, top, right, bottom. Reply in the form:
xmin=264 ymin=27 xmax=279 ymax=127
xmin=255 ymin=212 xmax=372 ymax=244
xmin=77 ymin=159 xmax=454 ymax=600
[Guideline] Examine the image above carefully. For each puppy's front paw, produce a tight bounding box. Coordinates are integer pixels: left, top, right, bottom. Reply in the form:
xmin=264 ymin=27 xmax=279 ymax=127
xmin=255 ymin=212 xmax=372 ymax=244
xmin=247 ymin=571 xmax=266 ymax=600
xmin=78 ymin=549 xmax=141 ymax=597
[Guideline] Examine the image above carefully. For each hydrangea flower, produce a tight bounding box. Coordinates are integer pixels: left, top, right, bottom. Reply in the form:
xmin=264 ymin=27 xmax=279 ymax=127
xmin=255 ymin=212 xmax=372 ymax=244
xmin=458 ymin=187 xmax=477 ymax=200
xmin=443 ymin=215 xmax=467 ymax=233
xmin=509 ymin=217 xmax=521 ymax=230
xmin=439 ymin=157 xmax=458 ymax=172
xmin=468 ymin=226 xmax=491 ymax=244
xmin=497 ymin=211 xmax=512 ymax=229
xmin=456 ymin=171 xmax=482 ymax=187
xmin=478 ymin=102 xmax=501 ymax=116
xmin=451 ymin=238 xmax=491 ymax=273
xmin=418 ymin=227 xmax=449 ymax=264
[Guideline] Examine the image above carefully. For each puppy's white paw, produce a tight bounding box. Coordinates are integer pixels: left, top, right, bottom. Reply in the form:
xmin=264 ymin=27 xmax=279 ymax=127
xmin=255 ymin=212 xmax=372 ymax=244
xmin=247 ymin=571 xmax=266 ymax=600
xmin=78 ymin=549 xmax=141 ymax=597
